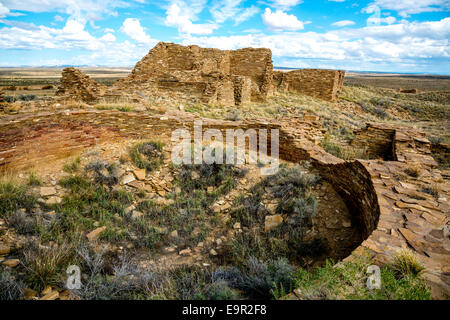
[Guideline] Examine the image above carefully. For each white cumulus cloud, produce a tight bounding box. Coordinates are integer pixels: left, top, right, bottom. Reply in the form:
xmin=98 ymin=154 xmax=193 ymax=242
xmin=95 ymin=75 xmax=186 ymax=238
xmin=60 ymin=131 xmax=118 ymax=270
xmin=120 ymin=18 xmax=155 ymax=44
xmin=181 ymin=17 xmax=450 ymax=72
xmin=165 ymin=3 xmax=218 ymax=35
xmin=0 ymin=3 xmax=10 ymax=18
xmin=367 ymin=16 xmax=396 ymax=25
xmin=262 ymin=8 xmax=304 ymax=31
xmin=0 ymin=0 xmax=131 ymax=21
xmin=210 ymin=0 xmax=259 ymax=25
xmin=270 ymin=0 xmax=303 ymax=9
xmin=365 ymin=0 xmax=450 ymax=17
xmin=100 ymin=33 xmax=116 ymax=42
xmin=332 ymin=20 xmax=356 ymax=27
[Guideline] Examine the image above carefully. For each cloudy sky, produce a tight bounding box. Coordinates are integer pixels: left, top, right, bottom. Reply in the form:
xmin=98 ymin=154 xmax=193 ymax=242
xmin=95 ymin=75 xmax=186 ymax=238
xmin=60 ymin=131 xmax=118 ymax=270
xmin=0 ymin=0 xmax=449 ymax=73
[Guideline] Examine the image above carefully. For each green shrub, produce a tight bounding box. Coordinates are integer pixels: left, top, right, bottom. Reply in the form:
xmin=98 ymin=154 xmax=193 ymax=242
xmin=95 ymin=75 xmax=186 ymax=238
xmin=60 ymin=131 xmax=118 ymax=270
xmin=321 ymin=134 xmax=343 ymax=158
xmin=0 ymin=181 xmax=36 ymax=216
xmin=85 ymin=160 xmax=119 ymax=187
xmin=292 ymin=256 xmax=431 ymax=300
xmin=55 ymin=174 xmax=134 ymax=241
xmin=227 ymin=166 xmax=321 ymax=266
xmin=206 ymin=280 xmax=239 ymax=300
xmin=63 ymin=157 xmax=81 ymax=174
xmin=27 ymin=172 xmax=42 ymax=186
xmin=130 ymin=141 xmax=165 ymax=172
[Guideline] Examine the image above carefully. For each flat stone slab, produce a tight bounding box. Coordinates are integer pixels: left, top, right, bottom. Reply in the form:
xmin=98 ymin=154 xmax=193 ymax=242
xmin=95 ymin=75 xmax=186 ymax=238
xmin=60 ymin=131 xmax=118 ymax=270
xmin=40 ymin=186 xmax=57 ymax=197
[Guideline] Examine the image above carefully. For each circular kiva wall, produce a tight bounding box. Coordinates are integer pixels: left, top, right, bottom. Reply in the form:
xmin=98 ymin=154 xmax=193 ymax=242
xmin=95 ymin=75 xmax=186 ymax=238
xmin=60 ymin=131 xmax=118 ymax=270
xmin=2 ymin=111 xmax=447 ymax=297
xmin=0 ymin=110 xmax=380 ymax=253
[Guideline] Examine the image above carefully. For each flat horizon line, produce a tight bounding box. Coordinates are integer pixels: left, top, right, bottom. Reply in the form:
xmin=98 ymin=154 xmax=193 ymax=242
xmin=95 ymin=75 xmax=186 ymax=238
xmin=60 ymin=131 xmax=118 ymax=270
xmin=0 ymin=65 xmax=449 ymax=76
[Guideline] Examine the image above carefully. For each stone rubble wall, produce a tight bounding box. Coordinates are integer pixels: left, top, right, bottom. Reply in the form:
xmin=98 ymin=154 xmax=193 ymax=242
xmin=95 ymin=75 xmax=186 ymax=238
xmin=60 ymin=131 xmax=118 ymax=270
xmin=0 ymin=91 xmax=7 ymax=109
xmin=55 ymin=67 xmax=107 ymax=103
xmin=232 ymin=75 xmax=252 ymax=106
xmin=115 ymin=42 xmax=273 ymax=106
xmin=274 ymin=69 xmax=346 ymax=101
xmin=55 ymin=43 xmax=346 ymax=105
xmin=431 ymin=143 xmax=450 ymax=170
xmin=229 ymin=48 xmax=274 ymax=101
xmin=351 ymin=123 xmax=396 ymax=160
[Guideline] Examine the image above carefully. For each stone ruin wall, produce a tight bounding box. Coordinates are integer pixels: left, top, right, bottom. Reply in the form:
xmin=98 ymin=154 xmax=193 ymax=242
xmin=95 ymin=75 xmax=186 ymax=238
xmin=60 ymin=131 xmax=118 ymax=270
xmin=431 ymin=143 xmax=450 ymax=169
xmin=115 ymin=42 xmax=273 ymax=106
xmin=229 ymin=48 xmax=274 ymax=101
xmin=55 ymin=67 xmax=107 ymax=104
xmin=351 ymin=123 xmax=396 ymax=160
xmin=55 ymin=43 xmax=345 ymax=105
xmin=0 ymin=91 xmax=6 ymax=109
xmin=274 ymin=69 xmax=346 ymax=102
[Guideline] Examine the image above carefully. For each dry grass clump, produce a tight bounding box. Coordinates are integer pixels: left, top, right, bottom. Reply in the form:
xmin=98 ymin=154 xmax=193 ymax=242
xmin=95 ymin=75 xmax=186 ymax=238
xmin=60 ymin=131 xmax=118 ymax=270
xmin=63 ymin=156 xmax=81 ymax=174
xmin=0 ymin=175 xmax=37 ymax=217
xmin=129 ymin=140 xmax=165 ymax=172
xmin=390 ymin=249 xmax=425 ymax=278
xmin=22 ymin=241 xmax=77 ymax=291
xmin=95 ymin=103 xmax=135 ymax=112
xmin=321 ymin=134 xmax=370 ymax=160
xmin=27 ymin=172 xmax=42 ymax=186
xmin=404 ymin=165 xmax=422 ymax=178
xmin=421 ymin=184 xmax=440 ymax=199
xmin=0 ymin=269 xmax=25 ymax=300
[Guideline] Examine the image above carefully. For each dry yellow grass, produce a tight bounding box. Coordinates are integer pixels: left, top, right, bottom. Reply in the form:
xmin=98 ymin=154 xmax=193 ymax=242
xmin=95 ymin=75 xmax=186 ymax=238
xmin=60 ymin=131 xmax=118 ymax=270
xmin=390 ymin=249 xmax=425 ymax=278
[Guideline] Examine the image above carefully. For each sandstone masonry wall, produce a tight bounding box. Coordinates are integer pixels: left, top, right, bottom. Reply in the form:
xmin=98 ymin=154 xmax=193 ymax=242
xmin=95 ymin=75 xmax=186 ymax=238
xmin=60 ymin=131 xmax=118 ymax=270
xmin=229 ymin=48 xmax=274 ymax=101
xmin=116 ymin=42 xmax=273 ymax=106
xmin=274 ymin=69 xmax=346 ymax=101
xmin=351 ymin=123 xmax=396 ymax=160
xmin=56 ymin=67 xmax=107 ymax=103
xmin=232 ymin=75 xmax=252 ymax=105
xmin=0 ymin=91 xmax=6 ymax=107
xmin=56 ymin=43 xmax=346 ymax=105
xmin=431 ymin=143 xmax=450 ymax=170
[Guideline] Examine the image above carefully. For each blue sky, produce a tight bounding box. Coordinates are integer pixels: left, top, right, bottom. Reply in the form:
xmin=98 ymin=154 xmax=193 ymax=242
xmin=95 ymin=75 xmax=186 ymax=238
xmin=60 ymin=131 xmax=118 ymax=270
xmin=0 ymin=0 xmax=449 ymax=74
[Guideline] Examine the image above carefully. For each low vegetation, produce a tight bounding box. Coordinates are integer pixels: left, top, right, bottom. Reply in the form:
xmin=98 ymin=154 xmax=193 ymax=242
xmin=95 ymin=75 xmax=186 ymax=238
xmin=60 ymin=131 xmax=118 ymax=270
xmin=0 ymin=152 xmax=433 ymax=300
xmin=95 ymin=103 xmax=135 ymax=112
xmin=135 ymin=159 xmax=247 ymax=249
xmin=321 ymin=133 xmax=370 ymax=160
xmin=389 ymin=249 xmax=425 ymax=278
xmin=227 ymin=165 xmax=324 ymax=267
xmin=0 ymin=179 xmax=37 ymax=217
xmin=292 ymin=253 xmax=430 ymax=300
xmin=0 ymin=269 xmax=25 ymax=300
xmin=63 ymin=157 xmax=81 ymax=174
xmin=129 ymin=141 xmax=165 ymax=172
xmin=27 ymin=172 xmax=42 ymax=186
xmin=22 ymin=242 xmax=77 ymax=292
